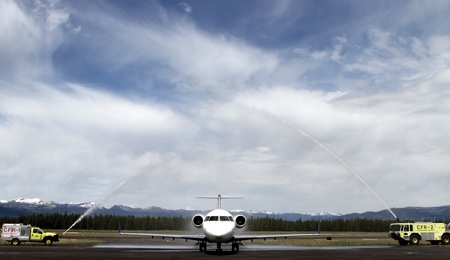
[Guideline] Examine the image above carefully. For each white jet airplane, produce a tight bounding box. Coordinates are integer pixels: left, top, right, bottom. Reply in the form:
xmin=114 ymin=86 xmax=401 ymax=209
xmin=119 ymin=194 xmax=320 ymax=252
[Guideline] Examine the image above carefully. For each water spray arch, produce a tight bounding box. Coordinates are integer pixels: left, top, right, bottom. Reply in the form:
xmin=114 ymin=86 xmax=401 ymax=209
xmin=63 ymin=155 xmax=182 ymax=235
xmin=215 ymin=101 xmax=397 ymax=219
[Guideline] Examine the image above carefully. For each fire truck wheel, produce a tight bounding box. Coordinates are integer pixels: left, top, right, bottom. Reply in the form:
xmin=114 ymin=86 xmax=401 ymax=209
xmin=442 ymin=234 xmax=450 ymax=245
xmin=44 ymin=238 xmax=53 ymax=246
xmin=11 ymin=238 xmax=20 ymax=246
xmin=409 ymin=235 xmax=420 ymax=245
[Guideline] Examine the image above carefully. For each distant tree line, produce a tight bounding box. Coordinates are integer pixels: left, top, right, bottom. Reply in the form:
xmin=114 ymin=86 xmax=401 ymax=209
xmin=1 ymin=213 xmax=396 ymax=232
xmin=247 ymin=216 xmax=396 ymax=232
xmin=0 ymin=213 xmax=190 ymax=231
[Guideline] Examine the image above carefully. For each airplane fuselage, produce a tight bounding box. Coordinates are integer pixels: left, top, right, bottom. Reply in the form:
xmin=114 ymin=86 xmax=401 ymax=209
xmin=203 ymin=209 xmax=236 ymax=243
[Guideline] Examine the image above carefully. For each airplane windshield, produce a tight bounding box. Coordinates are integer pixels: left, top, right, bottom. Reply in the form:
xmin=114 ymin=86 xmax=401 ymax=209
xmin=390 ymin=225 xmax=400 ymax=231
xmin=33 ymin=229 xmax=43 ymax=234
xmin=206 ymin=216 xmax=233 ymax=221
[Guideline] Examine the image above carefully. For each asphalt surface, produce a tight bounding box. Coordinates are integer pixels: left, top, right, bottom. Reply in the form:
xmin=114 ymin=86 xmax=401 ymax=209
xmin=1 ymin=236 xmax=450 ymax=259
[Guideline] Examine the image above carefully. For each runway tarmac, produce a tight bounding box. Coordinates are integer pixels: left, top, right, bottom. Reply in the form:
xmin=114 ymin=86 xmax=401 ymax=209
xmin=1 ymin=237 xmax=449 ymax=259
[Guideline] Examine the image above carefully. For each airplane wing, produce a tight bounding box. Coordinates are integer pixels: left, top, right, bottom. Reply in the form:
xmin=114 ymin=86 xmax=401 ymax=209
xmin=119 ymin=223 xmax=207 ymax=242
xmin=233 ymin=222 xmax=321 ymax=242
xmin=232 ymin=233 xmax=319 ymax=242
xmin=119 ymin=231 xmax=319 ymax=243
xmin=119 ymin=232 xmax=319 ymax=242
xmin=119 ymin=231 xmax=207 ymax=241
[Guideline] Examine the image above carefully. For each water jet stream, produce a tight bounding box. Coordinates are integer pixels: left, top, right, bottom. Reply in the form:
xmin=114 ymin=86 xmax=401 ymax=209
xmin=62 ymin=155 xmax=179 ymax=236
xmin=233 ymin=103 xmax=397 ymax=219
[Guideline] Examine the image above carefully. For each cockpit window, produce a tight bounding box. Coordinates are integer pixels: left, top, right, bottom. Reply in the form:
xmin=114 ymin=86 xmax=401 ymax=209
xmin=206 ymin=216 xmax=234 ymax=221
xmin=33 ymin=229 xmax=43 ymax=234
xmin=390 ymin=225 xmax=400 ymax=231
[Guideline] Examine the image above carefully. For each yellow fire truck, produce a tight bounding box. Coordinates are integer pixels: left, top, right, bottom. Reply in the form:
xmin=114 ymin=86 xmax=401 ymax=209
xmin=1 ymin=223 xmax=60 ymax=246
xmin=389 ymin=222 xmax=450 ymax=245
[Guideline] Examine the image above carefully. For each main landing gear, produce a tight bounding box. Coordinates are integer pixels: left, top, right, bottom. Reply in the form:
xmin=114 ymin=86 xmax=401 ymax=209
xmin=231 ymin=242 xmax=240 ymax=252
xmin=198 ymin=242 xmax=224 ymax=252
xmin=197 ymin=242 xmax=222 ymax=252
xmin=197 ymin=241 xmax=242 ymax=253
xmin=198 ymin=242 xmax=207 ymax=252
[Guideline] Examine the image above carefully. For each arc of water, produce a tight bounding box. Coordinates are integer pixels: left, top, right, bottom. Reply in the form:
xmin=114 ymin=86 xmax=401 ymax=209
xmin=62 ymin=155 xmax=180 ymax=236
xmin=236 ymin=104 xmax=397 ymax=219
xmin=278 ymin=116 xmax=397 ymax=219
xmin=62 ymin=204 xmax=99 ymax=236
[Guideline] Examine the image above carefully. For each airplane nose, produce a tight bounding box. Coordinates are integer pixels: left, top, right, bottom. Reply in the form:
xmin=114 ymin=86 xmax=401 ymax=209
xmin=207 ymin=228 xmax=224 ymax=237
xmin=205 ymin=227 xmax=232 ymax=242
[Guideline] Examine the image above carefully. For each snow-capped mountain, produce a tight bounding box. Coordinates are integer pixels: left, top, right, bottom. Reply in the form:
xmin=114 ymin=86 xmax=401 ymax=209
xmin=0 ymin=198 xmax=341 ymax=220
xmin=1 ymin=198 xmax=57 ymax=208
xmin=11 ymin=198 xmax=48 ymax=205
xmin=1 ymin=198 xmax=450 ymax=221
xmin=230 ymin=209 xmax=342 ymax=220
xmin=0 ymin=198 xmax=106 ymax=217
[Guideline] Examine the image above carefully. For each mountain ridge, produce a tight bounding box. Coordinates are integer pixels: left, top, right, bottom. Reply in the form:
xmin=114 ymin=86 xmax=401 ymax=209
xmin=1 ymin=198 xmax=449 ymax=221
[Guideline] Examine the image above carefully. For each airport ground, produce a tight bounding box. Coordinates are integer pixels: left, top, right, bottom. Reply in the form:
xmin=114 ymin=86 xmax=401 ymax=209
xmin=1 ymin=231 xmax=450 ymax=259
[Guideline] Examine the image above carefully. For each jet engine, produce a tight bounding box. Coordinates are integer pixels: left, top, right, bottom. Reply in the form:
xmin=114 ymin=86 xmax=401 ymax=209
xmin=235 ymin=215 xmax=246 ymax=229
xmin=192 ymin=214 xmax=204 ymax=228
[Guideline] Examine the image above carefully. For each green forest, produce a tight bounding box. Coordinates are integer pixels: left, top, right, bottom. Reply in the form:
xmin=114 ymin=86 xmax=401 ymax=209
xmin=1 ymin=213 xmax=397 ymax=232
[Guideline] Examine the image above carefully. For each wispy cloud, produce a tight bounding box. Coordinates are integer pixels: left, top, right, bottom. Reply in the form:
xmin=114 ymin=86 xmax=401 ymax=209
xmin=179 ymin=2 xmax=192 ymax=14
xmin=342 ymin=28 xmax=450 ymax=88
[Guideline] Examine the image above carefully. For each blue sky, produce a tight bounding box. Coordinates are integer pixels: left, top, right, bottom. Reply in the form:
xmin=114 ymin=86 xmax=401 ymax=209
xmin=1 ymin=0 xmax=450 ymax=215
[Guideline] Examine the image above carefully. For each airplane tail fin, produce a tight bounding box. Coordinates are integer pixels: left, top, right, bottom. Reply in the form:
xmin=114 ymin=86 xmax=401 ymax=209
xmin=196 ymin=194 xmax=243 ymax=209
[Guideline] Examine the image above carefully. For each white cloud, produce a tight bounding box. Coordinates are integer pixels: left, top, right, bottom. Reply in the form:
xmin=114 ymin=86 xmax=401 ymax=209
xmin=46 ymin=8 xmax=69 ymax=31
xmin=0 ymin=0 xmax=45 ymax=79
xmin=179 ymin=2 xmax=192 ymax=13
xmin=0 ymin=0 xmax=72 ymax=81
xmin=287 ymin=29 xmax=450 ymax=92
xmin=0 ymin=83 xmax=192 ymax=205
xmin=330 ymin=37 xmax=347 ymax=62
xmin=109 ymin=23 xmax=279 ymax=92
xmin=343 ymin=28 xmax=450 ymax=88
